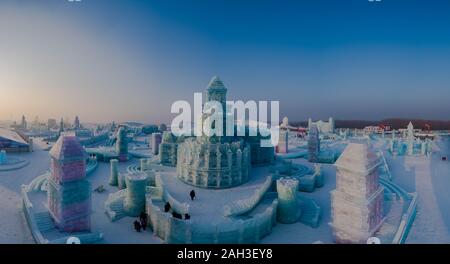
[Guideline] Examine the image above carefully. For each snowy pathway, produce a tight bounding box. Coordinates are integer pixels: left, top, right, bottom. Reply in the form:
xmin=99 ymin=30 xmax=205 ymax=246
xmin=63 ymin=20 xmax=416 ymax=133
xmin=405 ymin=155 xmax=450 ymax=243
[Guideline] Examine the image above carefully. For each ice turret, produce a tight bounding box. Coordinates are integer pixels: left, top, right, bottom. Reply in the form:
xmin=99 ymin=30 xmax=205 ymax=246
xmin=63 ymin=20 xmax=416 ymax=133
xmin=47 ymin=134 xmax=91 ymax=232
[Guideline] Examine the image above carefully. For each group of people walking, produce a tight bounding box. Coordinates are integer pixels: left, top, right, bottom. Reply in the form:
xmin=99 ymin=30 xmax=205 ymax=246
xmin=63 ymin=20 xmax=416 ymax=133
xmin=133 ymin=211 xmax=148 ymax=232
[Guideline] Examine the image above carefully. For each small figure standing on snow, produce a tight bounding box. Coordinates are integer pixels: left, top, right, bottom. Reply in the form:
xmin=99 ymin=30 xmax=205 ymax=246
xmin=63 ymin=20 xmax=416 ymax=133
xmin=190 ymin=190 xmax=196 ymax=201
xmin=133 ymin=220 xmax=142 ymax=232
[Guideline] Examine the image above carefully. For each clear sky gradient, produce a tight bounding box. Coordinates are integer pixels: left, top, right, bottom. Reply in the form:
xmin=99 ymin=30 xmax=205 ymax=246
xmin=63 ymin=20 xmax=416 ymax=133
xmin=1 ymin=0 xmax=450 ymax=123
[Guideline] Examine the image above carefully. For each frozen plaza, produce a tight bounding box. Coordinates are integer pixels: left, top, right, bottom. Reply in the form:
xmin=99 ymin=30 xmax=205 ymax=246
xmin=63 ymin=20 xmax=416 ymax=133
xmin=2 ymin=78 xmax=450 ymax=244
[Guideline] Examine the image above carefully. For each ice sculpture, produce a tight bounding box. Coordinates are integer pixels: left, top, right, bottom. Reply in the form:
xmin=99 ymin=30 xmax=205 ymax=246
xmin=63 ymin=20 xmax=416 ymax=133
xmin=331 ymin=143 xmax=384 ymax=243
xmin=308 ymin=124 xmax=320 ymax=162
xmin=47 ymin=134 xmax=91 ymax=232
xmin=109 ymin=159 xmax=119 ymax=186
xmin=407 ymin=122 xmax=414 ymax=156
xmin=123 ymin=171 xmax=148 ymax=216
xmin=276 ymin=177 xmax=301 ymax=224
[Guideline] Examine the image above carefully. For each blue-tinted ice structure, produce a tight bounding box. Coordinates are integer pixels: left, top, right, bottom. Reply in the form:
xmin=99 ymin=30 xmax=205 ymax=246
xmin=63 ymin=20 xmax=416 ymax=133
xmin=388 ymin=122 xmax=432 ymax=156
xmin=308 ymin=125 xmax=320 ymax=162
xmin=276 ymin=178 xmax=301 ymax=224
xmin=0 ymin=150 xmax=6 ymax=164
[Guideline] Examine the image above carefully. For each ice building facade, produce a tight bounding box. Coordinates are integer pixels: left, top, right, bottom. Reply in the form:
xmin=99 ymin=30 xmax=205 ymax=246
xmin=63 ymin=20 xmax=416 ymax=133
xmin=308 ymin=117 xmax=334 ymax=134
xmin=177 ymin=137 xmax=251 ymax=188
xmin=47 ymin=135 xmax=91 ymax=232
xmin=331 ymin=143 xmax=384 ymax=243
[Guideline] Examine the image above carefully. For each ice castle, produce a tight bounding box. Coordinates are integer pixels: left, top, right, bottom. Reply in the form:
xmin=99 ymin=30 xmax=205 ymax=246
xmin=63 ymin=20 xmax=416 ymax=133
xmin=176 ymin=76 xmax=252 ymax=188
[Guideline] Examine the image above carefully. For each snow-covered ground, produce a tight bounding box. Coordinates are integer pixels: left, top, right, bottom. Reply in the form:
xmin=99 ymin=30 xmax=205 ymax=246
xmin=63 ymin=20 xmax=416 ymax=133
xmin=0 ymin=140 xmax=49 ymax=243
xmin=4 ymin=135 xmax=450 ymax=243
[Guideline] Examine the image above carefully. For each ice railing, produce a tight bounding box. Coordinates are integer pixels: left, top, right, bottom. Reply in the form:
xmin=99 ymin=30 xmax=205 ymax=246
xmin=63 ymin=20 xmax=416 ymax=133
xmin=21 ymin=185 xmax=50 ymax=244
xmin=147 ymin=196 xmax=278 ymax=244
xmin=155 ymin=172 xmax=190 ymax=215
xmin=223 ymin=175 xmax=273 ymax=217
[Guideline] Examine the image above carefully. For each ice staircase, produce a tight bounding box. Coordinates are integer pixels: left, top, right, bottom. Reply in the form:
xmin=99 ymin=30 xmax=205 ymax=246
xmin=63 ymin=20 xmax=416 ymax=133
xmin=105 ymin=190 xmax=127 ymax=221
xmin=298 ymin=196 xmax=321 ymax=228
xmin=378 ymin=151 xmax=392 ymax=180
xmin=34 ymin=211 xmax=55 ymax=232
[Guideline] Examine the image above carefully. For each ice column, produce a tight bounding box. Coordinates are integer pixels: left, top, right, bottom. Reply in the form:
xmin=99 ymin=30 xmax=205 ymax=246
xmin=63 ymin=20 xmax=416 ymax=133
xmin=277 ymin=130 xmax=289 ymax=154
xmin=116 ymin=126 xmax=128 ymax=162
xmin=407 ymin=122 xmax=414 ymax=156
xmin=276 ymin=177 xmax=301 ymax=224
xmin=151 ymin=132 xmax=162 ymax=155
xmin=109 ymin=159 xmax=119 ymax=186
xmin=308 ymin=125 xmax=320 ymax=162
xmin=123 ymin=171 xmax=148 ymax=216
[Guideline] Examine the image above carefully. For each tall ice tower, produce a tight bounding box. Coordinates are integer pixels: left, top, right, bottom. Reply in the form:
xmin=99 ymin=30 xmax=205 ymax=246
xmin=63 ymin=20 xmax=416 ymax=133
xmin=47 ymin=134 xmax=91 ymax=232
xmin=331 ymin=143 xmax=384 ymax=243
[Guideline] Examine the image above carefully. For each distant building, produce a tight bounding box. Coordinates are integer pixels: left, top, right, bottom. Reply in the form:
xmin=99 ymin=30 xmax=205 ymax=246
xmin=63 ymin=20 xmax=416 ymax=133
xmin=47 ymin=118 xmax=57 ymax=130
xmin=74 ymin=116 xmax=81 ymax=129
xmin=308 ymin=117 xmax=334 ymax=134
xmin=363 ymin=126 xmax=384 ymax=134
xmin=21 ymin=115 xmax=27 ymax=130
xmin=0 ymin=128 xmax=31 ymax=152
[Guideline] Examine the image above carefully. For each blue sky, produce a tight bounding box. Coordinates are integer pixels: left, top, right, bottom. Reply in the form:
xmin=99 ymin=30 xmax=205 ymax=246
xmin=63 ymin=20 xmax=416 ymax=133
xmin=1 ymin=0 xmax=450 ymax=123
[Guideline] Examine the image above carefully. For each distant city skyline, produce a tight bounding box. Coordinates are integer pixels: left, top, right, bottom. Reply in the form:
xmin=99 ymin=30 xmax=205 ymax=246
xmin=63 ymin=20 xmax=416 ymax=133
xmin=1 ymin=0 xmax=450 ymax=123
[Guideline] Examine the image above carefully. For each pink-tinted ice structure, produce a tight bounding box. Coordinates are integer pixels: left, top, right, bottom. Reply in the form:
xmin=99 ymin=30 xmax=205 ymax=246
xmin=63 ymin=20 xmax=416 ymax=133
xmin=47 ymin=134 xmax=91 ymax=232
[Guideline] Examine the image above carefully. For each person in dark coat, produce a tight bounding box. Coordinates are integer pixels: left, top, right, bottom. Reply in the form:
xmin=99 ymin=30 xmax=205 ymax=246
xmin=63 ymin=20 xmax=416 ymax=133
xmin=139 ymin=211 xmax=147 ymax=222
xmin=164 ymin=202 xmax=171 ymax=212
xmin=184 ymin=213 xmax=191 ymax=220
xmin=190 ymin=190 xmax=196 ymax=201
xmin=140 ymin=218 xmax=147 ymax=231
xmin=133 ymin=220 xmax=141 ymax=232
xmin=172 ymin=212 xmax=182 ymax=219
